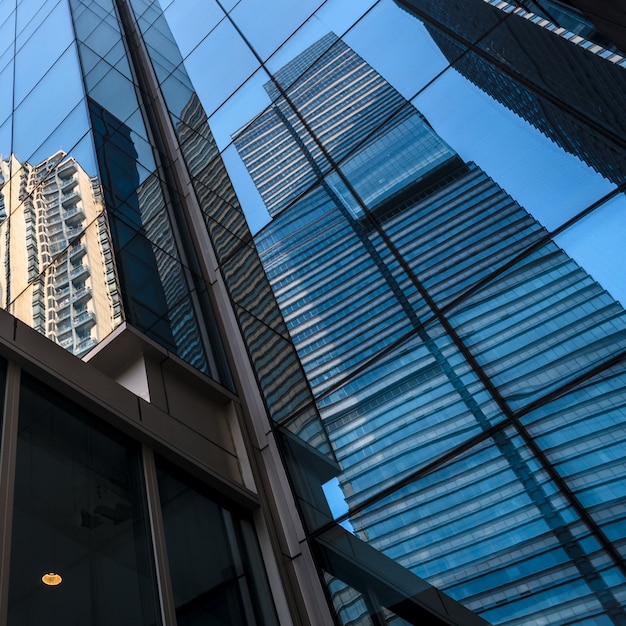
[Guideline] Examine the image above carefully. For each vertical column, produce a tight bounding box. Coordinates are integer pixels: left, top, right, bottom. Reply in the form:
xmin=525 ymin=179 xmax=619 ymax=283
xmin=0 ymin=362 xmax=20 ymax=626
xmin=141 ymin=445 xmax=177 ymax=626
xmin=114 ymin=2 xmax=335 ymax=623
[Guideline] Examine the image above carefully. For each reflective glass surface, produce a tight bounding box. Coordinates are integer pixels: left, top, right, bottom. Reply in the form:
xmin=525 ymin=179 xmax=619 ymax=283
xmin=2 ymin=0 xmax=626 ymax=623
xmin=147 ymin=0 xmax=626 ymax=622
xmin=0 ymin=3 xmax=118 ymax=355
xmin=0 ymin=0 xmax=233 ymax=386
xmin=127 ymin=2 xmax=328 ymax=446
xmin=521 ymin=360 xmax=626 ymax=560
xmin=345 ymin=428 xmax=626 ymax=625
xmin=0 ymin=0 xmax=103 ymax=359
xmin=323 ymin=573 xmax=414 ymax=626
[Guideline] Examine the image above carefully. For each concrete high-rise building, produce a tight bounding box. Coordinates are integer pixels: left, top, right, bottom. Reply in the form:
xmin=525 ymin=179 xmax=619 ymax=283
xmin=0 ymin=151 xmax=120 ymax=356
xmin=235 ymin=32 xmax=626 ymax=625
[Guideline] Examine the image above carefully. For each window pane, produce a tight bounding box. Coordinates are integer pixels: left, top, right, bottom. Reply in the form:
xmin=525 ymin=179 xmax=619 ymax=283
xmin=8 ymin=375 xmax=160 ymax=625
xmin=156 ymin=459 xmax=276 ymax=625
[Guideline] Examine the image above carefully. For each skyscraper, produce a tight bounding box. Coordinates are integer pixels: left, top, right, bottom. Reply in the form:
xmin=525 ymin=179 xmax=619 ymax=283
xmin=0 ymin=0 xmax=333 ymax=623
xmin=0 ymin=150 xmax=120 ymax=355
xmin=0 ymin=1 xmax=487 ymax=625
xmin=235 ymin=31 xmax=626 ymax=625
xmin=1 ymin=1 xmax=624 ymax=625
xmin=395 ymin=0 xmax=626 ymax=186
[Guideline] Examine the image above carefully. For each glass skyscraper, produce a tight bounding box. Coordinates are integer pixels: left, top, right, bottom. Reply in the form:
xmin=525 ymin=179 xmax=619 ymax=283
xmin=396 ymin=0 xmax=626 ymax=187
xmin=0 ymin=1 xmax=624 ymax=625
xmin=0 ymin=1 xmax=345 ymax=625
xmin=234 ymin=22 xmax=626 ymax=626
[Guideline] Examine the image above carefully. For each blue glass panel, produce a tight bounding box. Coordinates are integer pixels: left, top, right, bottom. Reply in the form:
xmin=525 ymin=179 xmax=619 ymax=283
xmin=412 ymin=68 xmax=618 ymax=232
xmin=521 ymin=359 xmax=626 ymax=559
xmin=347 ymin=427 xmax=626 ymax=625
xmin=182 ymin=19 xmax=260 ymax=116
xmin=162 ymin=0 xmax=224 ymax=60
xmin=555 ymin=193 xmax=626 ymax=308
xmin=0 ymin=19 xmax=14 ymax=131
xmin=342 ymin=0 xmax=450 ymax=99
xmin=13 ymin=46 xmax=85 ymax=164
xmin=14 ymin=1 xmax=74 ymax=107
xmin=318 ymin=327 xmax=503 ymax=513
xmin=447 ymin=240 xmax=626 ymax=411
xmin=230 ymin=0 xmax=325 ymax=61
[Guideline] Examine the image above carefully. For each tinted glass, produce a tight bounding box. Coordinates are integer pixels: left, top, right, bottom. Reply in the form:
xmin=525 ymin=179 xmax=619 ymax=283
xmin=153 ymin=0 xmax=626 ymax=622
xmin=8 ymin=375 xmax=159 ymax=625
xmin=156 ymin=460 xmax=277 ymax=625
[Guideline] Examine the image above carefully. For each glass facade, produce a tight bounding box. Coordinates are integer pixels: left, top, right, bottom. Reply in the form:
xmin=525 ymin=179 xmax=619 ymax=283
xmin=1 ymin=0 xmax=200 ymax=367
xmin=0 ymin=370 xmax=280 ymax=626
xmin=8 ymin=375 xmax=159 ymax=625
xmin=0 ymin=0 xmax=625 ymax=624
xmin=156 ymin=459 xmax=278 ymax=625
xmin=148 ymin=1 xmax=623 ymax=624
xmin=0 ymin=0 xmax=324 ymax=443
xmin=0 ymin=2 xmax=331 ymax=625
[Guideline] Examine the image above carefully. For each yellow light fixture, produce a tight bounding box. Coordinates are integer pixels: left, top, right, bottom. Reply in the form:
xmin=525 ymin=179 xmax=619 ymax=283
xmin=41 ymin=572 xmax=62 ymax=586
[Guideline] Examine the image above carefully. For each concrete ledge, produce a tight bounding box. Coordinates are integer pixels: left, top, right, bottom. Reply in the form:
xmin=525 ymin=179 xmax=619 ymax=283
xmin=0 ymin=310 xmax=258 ymax=510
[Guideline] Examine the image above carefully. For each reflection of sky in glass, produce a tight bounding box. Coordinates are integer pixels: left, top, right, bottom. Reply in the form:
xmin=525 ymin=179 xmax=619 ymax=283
xmin=221 ymin=144 xmax=269 ymax=232
xmin=414 ymin=69 xmax=626 ymax=306
xmin=322 ymin=477 xmax=355 ymax=532
xmin=342 ymin=1 xmax=448 ymax=99
xmin=231 ymin=0 xmax=326 ymax=61
xmin=413 ymin=70 xmax=616 ymax=231
xmin=182 ymin=19 xmax=260 ymax=117
xmin=162 ymin=0 xmax=224 ymax=58
xmin=209 ymin=68 xmax=272 ymax=151
xmin=163 ymin=0 xmax=626 ymax=306
xmin=14 ymin=5 xmax=73 ymax=106
xmin=556 ymin=195 xmax=626 ymax=305
xmin=1 ymin=1 xmax=98 ymax=177
xmin=2 ymin=1 xmax=622 ymax=620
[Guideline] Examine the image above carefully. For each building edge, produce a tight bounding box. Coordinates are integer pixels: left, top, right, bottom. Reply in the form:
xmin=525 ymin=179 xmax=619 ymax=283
xmin=112 ymin=1 xmax=336 ymax=623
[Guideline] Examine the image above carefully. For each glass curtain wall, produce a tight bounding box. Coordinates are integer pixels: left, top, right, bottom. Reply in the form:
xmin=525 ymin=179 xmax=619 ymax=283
xmin=119 ymin=0 xmax=326 ymax=451
xmin=2 ymin=0 xmax=625 ymax=623
xmin=0 ymin=0 xmax=231 ymax=383
xmin=143 ymin=0 xmax=626 ymax=624
xmin=0 ymin=0 xmax=328 ymax=620
xmin=155 ymin=458 xmax=278 ymax=625
xmin=7 ymin=374 xmax=160 ymax=625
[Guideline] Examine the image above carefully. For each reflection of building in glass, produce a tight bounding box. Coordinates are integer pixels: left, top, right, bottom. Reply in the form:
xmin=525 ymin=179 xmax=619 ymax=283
xmin=507 ymin=0 xmax=626 ymax=53
xmin=0 ymin=1 xmax=341 ymax=624
xmin=2 ymin=0 xmax=623 ymax=624
xmin=0 ymin=151 xmax=121 ymax=356
xmin=176 ymin=91 xmax=324 ymax=441
xmin=87 ymin=98 xmax=213 ymax=372
xmin=236 ymin=34 xmax=626 ymax=625
xmin=395 ymin=0 xmax=626 ymax=185
xmin=235 ymin=33 xmax=426 ymax=219
xmin=511 ymin=0 xmax=621 ymax=50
